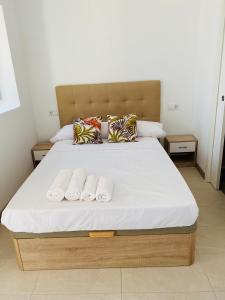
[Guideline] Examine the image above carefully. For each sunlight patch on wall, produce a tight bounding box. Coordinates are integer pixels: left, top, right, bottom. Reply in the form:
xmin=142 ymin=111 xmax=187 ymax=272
xmin=0 ymin=5 xmax=20 ymax=114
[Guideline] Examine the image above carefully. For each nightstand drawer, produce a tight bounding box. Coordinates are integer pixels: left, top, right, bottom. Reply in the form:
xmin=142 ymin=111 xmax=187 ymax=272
xmin=170 ymin=142 xmax=196 ymax=153
xmin=33 ymin=150 xmax=49 ymax=161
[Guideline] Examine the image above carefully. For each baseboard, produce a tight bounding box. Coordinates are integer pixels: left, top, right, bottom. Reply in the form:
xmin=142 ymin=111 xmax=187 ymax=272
xmin=196 ymin=163 xmax=205 ymax=179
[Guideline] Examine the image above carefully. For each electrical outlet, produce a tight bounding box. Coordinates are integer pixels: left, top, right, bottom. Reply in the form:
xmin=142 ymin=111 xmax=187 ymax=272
xmin=168 ymin=103 xmax=179 ymax=111
xmin=49 ymin=110 xmax=58 ymax=117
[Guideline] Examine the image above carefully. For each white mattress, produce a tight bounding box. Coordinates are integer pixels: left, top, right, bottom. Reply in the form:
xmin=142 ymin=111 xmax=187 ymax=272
xmin=1 ymin=138 xmax=198 ymax=233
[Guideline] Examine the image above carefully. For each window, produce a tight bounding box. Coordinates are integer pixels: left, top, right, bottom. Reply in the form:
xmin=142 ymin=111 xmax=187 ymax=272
xmin=0 ymin=5 xmax=20 ymax=114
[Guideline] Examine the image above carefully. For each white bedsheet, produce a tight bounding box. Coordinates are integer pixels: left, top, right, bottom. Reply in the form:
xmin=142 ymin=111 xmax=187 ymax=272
xmin=1 ymin=138 xmax=198 ymax=233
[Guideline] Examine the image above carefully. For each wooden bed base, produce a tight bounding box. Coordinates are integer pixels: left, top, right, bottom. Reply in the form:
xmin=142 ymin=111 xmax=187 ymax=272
xmin=12 ymin=230 xmax=196 ymax=271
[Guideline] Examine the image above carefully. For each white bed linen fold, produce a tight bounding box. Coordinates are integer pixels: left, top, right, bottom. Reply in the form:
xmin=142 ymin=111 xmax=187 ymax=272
xmin=1 ymin=138 xmax=199 ymax=233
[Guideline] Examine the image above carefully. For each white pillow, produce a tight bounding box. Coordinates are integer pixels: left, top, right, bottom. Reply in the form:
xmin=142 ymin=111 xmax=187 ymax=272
xmin=50 ymin=122 xmax=109 ymax=143
xmin=50 ymin=124 xmax=73 ymax=143
xmin=137 ymin=121 xmax=166 ymax=138
xmin=50 ymin=120 xmax=166 ymax=143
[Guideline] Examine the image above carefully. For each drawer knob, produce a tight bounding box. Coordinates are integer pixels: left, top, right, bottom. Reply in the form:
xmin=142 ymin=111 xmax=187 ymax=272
xmin=178 ymin=146 xmax=188 ymax=149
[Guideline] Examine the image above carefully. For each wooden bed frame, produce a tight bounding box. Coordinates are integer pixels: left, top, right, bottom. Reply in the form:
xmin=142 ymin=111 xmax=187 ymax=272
xmin=11 ymin=80 xmax=197 ymax=270
xmin=12 ymin=229 xmax=196 ymax=270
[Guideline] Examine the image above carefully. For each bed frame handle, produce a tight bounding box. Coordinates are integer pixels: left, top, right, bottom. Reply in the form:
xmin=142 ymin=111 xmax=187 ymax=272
xmin=89 ymin=231 xmax=116 ymax=238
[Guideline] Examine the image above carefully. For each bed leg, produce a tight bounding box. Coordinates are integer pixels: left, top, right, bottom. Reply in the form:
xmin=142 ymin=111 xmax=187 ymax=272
xmin=12 ymin=239 xmax=24 ymax=270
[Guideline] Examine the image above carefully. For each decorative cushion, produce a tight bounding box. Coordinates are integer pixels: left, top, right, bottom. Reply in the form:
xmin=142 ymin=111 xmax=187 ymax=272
xmin=73 ymin=117 xmax=103 ymax=144
xmin=107 ymin=114 xmax=137 ymax=143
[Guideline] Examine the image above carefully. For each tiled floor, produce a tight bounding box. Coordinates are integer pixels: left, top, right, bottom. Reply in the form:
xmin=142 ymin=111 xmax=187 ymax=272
xmin=1 ymin=167 xmax=225 ymax=299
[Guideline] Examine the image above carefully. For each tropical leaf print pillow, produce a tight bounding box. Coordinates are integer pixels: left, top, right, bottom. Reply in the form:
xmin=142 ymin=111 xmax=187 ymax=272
xmin=107 ymin=114 xmax=137 ymax=143
xmin=73 ymin=117 xmax=103 ymax=144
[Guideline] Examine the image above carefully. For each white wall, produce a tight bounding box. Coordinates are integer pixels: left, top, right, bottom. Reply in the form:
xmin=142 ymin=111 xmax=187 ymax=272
xmin=194 ymin=0 xmax=225 ymax=175
xmin=15 ymin=0 xmax=224 ymax=174
xmin=16 ymin=0 xmax=200 ymax=139
xmin=0 ymin=0 xmax=37 ymax=211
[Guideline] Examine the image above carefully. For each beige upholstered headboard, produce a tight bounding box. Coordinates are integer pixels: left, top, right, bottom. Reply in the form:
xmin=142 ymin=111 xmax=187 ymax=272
xmin=56 ymin=80 xmax=160 ymax=127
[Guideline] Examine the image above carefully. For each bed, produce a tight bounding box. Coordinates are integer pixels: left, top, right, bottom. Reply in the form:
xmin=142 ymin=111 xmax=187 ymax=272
xmin=1 ymin=80 xmax=198 ymax=270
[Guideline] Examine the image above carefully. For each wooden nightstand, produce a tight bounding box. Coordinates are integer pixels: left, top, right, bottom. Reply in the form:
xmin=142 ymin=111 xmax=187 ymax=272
xmin=31 ymin=142 xmax=53 ymax=167
xmin=164 ymin=135 xmax=198 ymax=167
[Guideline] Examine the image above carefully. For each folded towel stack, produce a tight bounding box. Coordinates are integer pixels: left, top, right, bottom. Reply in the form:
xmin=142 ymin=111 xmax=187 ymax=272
xmin=47 ymin=169 xmax=113 ymax=202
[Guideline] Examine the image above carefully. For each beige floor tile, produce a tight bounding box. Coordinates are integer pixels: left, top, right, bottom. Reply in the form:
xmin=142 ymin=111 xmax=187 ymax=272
xmin=197 ymin=226 xmax=225 ymax=249
xmin=192 ymin=189 xmax=225 ymax=208
xmin=0 ymin=258 xmax=39 ymax=294
xmin=0 ymin=226 xmax=15 ymax=259
xmin=34 ymin=268 xmax=121 ymax=294
xmin=188 ymin=181 xmax=215 ymax=192
xmin=179 ymin=168 xmax=212 ymax=191
xmin=0 ymin=295 xmax=30 ymax=300
xmin=179 ymin=167 xmax=202 ymax=181
xmin=198 ymin=248 xmax=225 ymax=291
xmin=198 ymin=206 xmax=225 ymax=227
xmin=179 ymin=168 xmax=224 ymax=204
xmin=122 ymin=292 xmax=216 ymax=300
xmin=31 ymin=294 xmax=121 ymax=300
xmin=215 ymin=292 xmax=225 ymax=300
xmin=121 ymin=265 xmax=211 ymax=293
xmin=198 ymin=246 xmax=225 ymax=255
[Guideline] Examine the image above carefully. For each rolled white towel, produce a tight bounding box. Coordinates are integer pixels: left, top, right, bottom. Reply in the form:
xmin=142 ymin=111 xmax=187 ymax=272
xmin=96 ymin=176 xmax=113 ymax=202
xmin=65 ymin=168 xmax=87 ymax=201
xmin=47 ymin=169 xmax=73 ymax=201
xmin=80 ymin=175 xmax=98 ymax=201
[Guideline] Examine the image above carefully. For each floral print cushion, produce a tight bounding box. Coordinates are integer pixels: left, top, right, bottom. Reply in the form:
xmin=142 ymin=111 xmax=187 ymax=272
xmin=107 ymin=114 xmax=137 ymax=143
xmin=73 ymin=117 xmax=103 ymax=144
